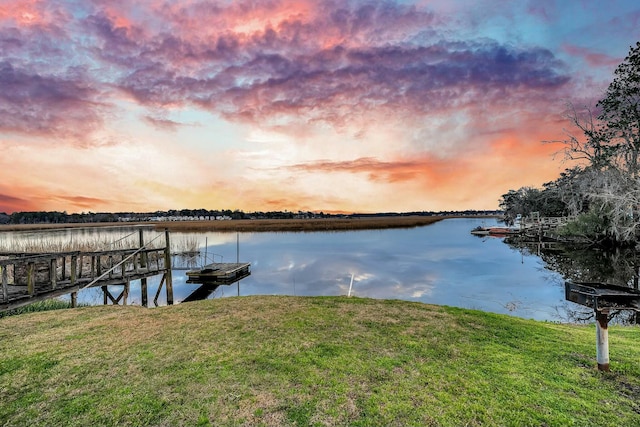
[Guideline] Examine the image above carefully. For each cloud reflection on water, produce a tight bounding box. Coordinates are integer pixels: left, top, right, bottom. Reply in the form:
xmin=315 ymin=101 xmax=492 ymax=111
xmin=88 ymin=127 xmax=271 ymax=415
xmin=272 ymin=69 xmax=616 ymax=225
xmin=173 ymin=218 xmax=566 ymax=320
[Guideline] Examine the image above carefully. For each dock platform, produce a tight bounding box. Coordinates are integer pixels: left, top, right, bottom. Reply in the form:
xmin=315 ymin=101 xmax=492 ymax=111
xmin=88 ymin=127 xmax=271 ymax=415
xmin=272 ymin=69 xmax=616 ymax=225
xmin=186 ymin=263 xmax=251 ymax=284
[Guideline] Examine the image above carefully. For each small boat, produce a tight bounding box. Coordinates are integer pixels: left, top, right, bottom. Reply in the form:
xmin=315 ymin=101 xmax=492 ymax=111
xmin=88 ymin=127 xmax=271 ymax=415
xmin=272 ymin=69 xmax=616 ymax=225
xmin=470 ymin=226 xmax=520 ymax=236
xmin=487 ymin=227 xmax=519 ymax=236
xmin=470 ymin=226 xmax=491 ymax=236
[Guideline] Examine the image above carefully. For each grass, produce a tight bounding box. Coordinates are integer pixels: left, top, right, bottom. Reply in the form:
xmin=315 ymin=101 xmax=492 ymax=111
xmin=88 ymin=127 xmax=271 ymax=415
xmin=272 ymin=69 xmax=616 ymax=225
xmin=0 ymin=296 xmax=639 ymax=426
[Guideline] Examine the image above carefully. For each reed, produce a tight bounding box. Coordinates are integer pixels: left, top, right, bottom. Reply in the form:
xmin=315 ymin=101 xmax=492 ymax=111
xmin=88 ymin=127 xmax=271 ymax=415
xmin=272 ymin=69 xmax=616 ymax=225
xmin=172 ymin=235 xmax=200 ymax=254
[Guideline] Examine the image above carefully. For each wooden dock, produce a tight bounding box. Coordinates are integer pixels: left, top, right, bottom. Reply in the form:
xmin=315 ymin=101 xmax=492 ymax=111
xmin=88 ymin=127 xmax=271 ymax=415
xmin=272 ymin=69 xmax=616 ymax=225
xmin=0 ymin=230 xmax=174 ymax=312
xmin=183 ymin=262 xmax=251 ymax=302
xmin=186 ymin=262 xmax=251 ymax=284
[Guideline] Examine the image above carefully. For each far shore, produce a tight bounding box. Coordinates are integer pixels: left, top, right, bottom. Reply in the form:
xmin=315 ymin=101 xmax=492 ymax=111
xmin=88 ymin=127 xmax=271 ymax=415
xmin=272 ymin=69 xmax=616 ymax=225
xmin=0 ymin=215 xmax=499 ymax=233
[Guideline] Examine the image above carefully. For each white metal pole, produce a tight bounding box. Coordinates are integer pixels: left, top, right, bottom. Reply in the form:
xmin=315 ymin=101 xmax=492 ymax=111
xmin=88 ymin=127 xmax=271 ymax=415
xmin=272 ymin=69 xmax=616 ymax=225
xmin=596 ymin=310 xmax=610 ymax=372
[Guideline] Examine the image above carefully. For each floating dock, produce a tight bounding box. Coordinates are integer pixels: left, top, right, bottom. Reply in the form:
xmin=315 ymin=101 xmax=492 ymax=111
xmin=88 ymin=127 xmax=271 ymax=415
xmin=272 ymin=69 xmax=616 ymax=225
xmin=186 ymin=262 xmax=251 ymax=284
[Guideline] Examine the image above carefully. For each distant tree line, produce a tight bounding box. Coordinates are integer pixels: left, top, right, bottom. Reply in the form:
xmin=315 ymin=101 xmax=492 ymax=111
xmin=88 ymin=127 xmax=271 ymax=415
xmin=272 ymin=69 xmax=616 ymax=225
xmin=0 ymin=209 xmax=500 ymax=225
xmin=500 ymin=41 xmax=640 ymax=246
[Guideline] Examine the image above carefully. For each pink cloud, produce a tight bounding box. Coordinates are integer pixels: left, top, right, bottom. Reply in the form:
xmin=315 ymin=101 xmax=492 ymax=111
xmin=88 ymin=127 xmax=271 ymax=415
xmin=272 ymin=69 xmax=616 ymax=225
xmin=0 ymin=1 xmax=573 ymax=142
xmin=76 ymin=1 xmax=569 ymax=129
xmin=0 ymin=0 xmax=52 ymax=27
xmin=562 ymin=44 xmax=621 ymax=68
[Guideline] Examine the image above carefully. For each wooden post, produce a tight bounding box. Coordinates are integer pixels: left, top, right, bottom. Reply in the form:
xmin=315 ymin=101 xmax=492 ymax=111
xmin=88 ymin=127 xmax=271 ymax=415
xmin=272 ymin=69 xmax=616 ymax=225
xmin=141 ymin=278 xmax=148 ymax=307
xmin=139 ymin=228 xmax=148 ymax=307
xmin=50 ymin=258 xmax=57 ymax=289
xmin=138 ymin=229 xmax=147 ymax=269
xmin=77 ymin=255 xmax=83 ymax=279
xmin=1 ymin=265 xmax=7 ymax=302
xmin=102 ymin=285 xmax=108 ymax=305
xmin=123 ymin=282 xmax=130 ymax=306
xmin=596 ymin=309 xmax=610 ymax=372
xmin=154 ymin=275 xmax=166 ymax=307
xmin=27 ymin=262 xmax=35 ymax=295
xmin=164 ymin=229 xmax=174 ymax=305
xmin=96 ymin=254 xmax=102 ymax=277
xmin=70 ymin=255 xmax=77 ymax=286
xmin=70 ymin=254 xmax=78 ymax=308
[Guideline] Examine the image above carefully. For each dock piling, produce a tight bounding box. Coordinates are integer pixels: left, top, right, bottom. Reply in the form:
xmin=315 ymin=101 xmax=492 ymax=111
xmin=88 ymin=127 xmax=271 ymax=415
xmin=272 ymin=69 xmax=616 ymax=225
xmin=164 ymin=229 xmax=174 ymax=305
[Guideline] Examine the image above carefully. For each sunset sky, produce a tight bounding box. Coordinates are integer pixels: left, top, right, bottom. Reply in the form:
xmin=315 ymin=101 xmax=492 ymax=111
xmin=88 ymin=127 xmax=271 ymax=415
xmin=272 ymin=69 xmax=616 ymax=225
xmin=1 ymin=0 xmax=639 ymax=214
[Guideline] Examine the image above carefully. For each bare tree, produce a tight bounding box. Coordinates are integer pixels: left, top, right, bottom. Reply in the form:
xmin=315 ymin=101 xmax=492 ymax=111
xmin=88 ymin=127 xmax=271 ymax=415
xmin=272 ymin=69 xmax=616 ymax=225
xmin=597 ymin=41 xmax=640 ymax=177
xmin=549 ymin=104 xmax=615 ymax=171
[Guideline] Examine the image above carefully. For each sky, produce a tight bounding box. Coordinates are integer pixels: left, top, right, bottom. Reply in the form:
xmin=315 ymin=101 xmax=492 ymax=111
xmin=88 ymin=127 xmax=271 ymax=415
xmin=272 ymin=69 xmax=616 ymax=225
xmin=1 ymin=0 xmax=639 ymax=214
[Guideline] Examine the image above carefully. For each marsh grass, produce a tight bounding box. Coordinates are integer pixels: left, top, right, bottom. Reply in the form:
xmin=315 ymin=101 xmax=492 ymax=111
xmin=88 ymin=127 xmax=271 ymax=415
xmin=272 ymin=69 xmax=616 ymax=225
xmin=0 ymin=230 xmax=172 ymax=285
xmin=0 ymin=299 xmax=87 ymax=318
xmin=154 ymin=215 xmax=451 ymax=232
xmin=0 ymin=216 xmax=457 ymax=233
xmin=0 ymin=235 xmax=142 ymax=254
xmin=1 ymin=296 xmax=639 ymax=426
xmin=0 ymin=228 xmax=172 ymax=258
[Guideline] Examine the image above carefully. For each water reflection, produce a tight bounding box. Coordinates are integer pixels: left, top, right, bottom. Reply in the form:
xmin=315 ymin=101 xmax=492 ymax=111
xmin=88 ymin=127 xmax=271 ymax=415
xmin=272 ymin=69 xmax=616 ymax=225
xmin=171 ymin=218 xmax=569 ymax=321
xmin=503 ymin=237 xmax=640 ymax=323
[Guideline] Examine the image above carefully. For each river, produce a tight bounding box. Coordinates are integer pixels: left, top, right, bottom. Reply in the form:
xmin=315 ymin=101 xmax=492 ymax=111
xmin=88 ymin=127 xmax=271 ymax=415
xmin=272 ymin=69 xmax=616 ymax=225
xmin=1 ymin=218 xmax=580 ymax=321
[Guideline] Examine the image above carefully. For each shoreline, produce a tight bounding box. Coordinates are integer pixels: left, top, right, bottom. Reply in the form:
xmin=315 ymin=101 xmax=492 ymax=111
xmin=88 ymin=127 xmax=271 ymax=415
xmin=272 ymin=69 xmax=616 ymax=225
xmin=0 ymin=215 xmax=498 ymax=233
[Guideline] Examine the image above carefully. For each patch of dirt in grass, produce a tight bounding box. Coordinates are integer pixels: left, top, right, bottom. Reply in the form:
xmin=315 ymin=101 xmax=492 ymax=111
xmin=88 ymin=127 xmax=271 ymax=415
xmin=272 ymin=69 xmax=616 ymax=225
xmin=233 ymin=391 xmax=287 ymax=426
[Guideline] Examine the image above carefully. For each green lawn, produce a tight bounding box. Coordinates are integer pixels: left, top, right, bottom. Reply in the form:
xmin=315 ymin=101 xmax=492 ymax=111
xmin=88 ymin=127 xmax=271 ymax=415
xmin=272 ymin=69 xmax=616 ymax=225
xmin=1 ymin=296 xmax=639 ymax=426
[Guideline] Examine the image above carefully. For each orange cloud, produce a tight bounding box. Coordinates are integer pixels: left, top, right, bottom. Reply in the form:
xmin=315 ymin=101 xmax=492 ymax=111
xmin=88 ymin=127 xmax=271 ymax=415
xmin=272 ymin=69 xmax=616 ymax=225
xmin=0 ymin=192 xmax=36 ymax=213
xmin=288 ymin=156 xmax=455 ymax=184
xmin=54 ymin=196 xmax=110 ymax=210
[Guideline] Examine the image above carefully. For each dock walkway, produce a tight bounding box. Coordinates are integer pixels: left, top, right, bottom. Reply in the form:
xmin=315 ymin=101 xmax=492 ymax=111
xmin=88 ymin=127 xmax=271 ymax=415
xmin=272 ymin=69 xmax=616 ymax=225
xmin=0 ymin=231 xmax=174 ymax=312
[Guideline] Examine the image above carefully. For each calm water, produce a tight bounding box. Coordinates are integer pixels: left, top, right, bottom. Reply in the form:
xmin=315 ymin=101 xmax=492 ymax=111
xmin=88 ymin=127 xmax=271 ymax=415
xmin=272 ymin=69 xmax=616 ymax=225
xmin=1 ymin=218 xmax=574 ymax=321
